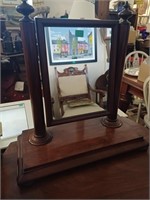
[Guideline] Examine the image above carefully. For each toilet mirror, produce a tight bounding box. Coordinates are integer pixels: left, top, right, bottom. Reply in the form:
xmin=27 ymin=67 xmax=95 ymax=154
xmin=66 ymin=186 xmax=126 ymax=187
xmin=35 ymin=18 xmax=118 ymax=126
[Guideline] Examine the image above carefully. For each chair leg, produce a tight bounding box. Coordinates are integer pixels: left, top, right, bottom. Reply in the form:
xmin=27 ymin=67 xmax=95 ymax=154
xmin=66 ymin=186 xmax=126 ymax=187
xmin=136 ymin=102 xmax=142 ymax=123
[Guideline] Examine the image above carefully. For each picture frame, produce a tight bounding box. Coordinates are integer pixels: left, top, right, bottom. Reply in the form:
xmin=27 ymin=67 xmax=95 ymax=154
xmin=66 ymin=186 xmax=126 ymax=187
xmin=2 ymin=0 xmax=20 ymax=5
xmin=44 ymin=26 xmax=97 ymax=65
xmin=0 ymin=7 xmax=21 ymax=28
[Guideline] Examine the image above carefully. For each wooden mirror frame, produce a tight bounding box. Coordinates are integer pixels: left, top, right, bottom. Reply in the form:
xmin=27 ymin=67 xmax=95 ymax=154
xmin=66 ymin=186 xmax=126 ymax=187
xmin=35 ymin=18 xmax=122 ymax=127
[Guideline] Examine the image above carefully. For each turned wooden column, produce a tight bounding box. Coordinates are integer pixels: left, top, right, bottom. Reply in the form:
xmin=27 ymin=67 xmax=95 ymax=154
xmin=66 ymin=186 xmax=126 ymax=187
xmin=16 ymin=0 xmax=52 ymax=145
xmin=101 ymin=1 xmax=135 ymax=127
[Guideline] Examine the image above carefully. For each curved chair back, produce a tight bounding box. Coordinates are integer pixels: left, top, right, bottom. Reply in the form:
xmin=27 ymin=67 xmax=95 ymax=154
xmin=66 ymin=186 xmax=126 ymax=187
xmin=124 ymin=50 xmax=148 ymax=69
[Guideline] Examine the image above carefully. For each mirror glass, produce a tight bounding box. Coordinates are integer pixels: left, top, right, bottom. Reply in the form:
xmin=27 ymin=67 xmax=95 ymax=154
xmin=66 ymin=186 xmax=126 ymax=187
xmin=44 ymin=26 xmax=111 ymax=121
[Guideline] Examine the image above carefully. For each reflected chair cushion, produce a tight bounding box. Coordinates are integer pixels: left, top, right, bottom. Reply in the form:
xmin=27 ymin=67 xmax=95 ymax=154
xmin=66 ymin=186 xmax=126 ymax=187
xmin=63 ymin=103 xmax=104 ymax=118
xmin=67 ymin=98 xmax=94 ymax=108
xmin=58 ymin=75 xmax=88 ymax=97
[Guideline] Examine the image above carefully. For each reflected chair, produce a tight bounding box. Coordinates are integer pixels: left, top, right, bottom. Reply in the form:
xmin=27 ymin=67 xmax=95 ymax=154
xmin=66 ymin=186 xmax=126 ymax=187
xmin=124 ymin=50 xmax=149 ymax=123
xmin=143 ymin=76 xmax=150 ymax=128
xmin=55 ymin=66 xmax=105 ymax=118
xmin=95 ymin=69 xmax=109 ymax=107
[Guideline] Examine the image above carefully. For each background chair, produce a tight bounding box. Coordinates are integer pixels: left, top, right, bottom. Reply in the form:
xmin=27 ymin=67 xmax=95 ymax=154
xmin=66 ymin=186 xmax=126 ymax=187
xmin=124 ymin=50 xmax=149 ymax=123
xmin=95 ymin=70 xmax=128 ymax=118
xmin=55 ymin=66 xmax=105 ymax=118
xmin=143 ymin=76 xmax=150 ymax=128
xmin=124 ymin=50 xmax=149 ymax=71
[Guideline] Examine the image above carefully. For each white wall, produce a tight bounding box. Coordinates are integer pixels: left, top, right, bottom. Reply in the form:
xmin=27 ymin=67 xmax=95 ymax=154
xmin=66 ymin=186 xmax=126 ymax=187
xmin=44 ymin=0 xmax=73 ymax=18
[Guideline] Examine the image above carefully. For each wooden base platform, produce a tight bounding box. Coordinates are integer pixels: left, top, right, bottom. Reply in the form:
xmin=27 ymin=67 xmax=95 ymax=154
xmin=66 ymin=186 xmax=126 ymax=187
xmin=17 ymin=117 xmax=149 ymax=185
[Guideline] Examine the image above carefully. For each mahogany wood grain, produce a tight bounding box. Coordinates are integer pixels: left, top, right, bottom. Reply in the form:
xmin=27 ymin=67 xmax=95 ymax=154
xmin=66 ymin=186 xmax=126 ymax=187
xmin=16 ymin=117 xmax=148 ymax=185
xmin=2 ymin=136 xmax=149 ymax=199
xmin=16 ymin=2 xmax=52 ymax=145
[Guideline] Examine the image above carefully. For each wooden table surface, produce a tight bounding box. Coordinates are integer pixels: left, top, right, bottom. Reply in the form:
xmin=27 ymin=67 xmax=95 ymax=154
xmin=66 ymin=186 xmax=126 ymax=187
xmin=122 ymin=74 xmax=143 ymax=96
xmin=119 ymin=74 xmax=144 ymax=112
xmin=1 ymin=139 xmax=149 ymax=199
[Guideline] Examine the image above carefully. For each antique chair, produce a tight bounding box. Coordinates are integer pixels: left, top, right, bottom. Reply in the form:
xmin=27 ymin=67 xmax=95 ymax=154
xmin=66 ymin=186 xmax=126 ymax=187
xmin=143 ymin=76 xmax=150 ymax=128
xmin=55 ymin=66 xmax=105 ymax=118
xmin=124 ymin=50 xmax=149 ymax=123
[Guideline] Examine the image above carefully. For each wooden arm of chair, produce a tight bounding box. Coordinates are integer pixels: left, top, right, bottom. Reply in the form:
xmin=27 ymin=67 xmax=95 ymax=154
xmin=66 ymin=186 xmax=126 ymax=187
xmin=58 ymin=97 xmax=65 ymax=116
xmin=89 ymin=86 xmax=105 ymax=96
xmin=89 ymin=85 xmax=106 ymax=107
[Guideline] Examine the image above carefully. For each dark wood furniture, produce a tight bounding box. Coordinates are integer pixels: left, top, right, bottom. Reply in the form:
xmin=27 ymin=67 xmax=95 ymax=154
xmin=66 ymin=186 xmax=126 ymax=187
xmin=17 ymin=116 xmax=149 ymax=185
xmin=1 ymin=120 xmax=149 ymax=199
xmin=119 ymin=74 xmax=144 ymax=112
xmin=13 ymin=1 xmax=148 ymax=185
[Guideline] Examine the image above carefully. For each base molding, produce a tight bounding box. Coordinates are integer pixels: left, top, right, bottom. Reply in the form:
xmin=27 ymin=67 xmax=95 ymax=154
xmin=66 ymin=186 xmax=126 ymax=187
xmin=101 ymin=116 xmax=123 ymax=127
xmin=17 ymin=117 xmax=149 ymax=185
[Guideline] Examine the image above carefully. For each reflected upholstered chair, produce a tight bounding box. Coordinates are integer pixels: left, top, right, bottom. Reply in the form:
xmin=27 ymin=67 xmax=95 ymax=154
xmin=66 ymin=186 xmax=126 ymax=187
xmin=55 ymin=66 xmax=105 ymax=118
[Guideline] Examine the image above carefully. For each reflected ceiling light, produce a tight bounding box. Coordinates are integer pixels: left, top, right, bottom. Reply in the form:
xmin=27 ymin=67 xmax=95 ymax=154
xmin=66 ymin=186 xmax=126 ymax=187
xmin=69 ymin=0 xmax=95 ymax=19
xmin=27 ymin=0 xmax=33 ymax=5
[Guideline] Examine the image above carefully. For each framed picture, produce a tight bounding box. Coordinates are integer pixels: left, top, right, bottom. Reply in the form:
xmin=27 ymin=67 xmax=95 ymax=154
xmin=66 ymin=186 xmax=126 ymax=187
xmin=2 ymin=0 xmax=20 ymax=5
xmin=0 ymin=6 xmax=21 ymax=28
xmin=44 ymin=26 xmax=97 ymax=65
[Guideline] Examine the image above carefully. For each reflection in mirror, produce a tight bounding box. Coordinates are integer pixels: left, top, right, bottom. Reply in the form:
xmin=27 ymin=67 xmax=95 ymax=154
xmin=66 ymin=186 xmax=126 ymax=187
xmin=44 ymin=26 xmax=112 ymax=120
xmin=109 ymin=0 xmax=135 ymax=12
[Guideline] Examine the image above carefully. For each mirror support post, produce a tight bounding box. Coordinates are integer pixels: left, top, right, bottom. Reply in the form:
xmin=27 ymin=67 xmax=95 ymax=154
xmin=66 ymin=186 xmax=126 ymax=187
xmin=101 ymin=1 xmax=134 ymax=128
xmin=16 ymin=0 xmax=52 ymax=145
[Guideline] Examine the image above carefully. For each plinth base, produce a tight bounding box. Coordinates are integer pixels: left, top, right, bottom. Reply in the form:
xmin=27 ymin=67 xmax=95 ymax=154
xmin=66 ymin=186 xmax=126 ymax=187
xmin=17 ymin=117 xmax=149 ymax=185
xmin=101 ymin=116 xmax=123 ymax=127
